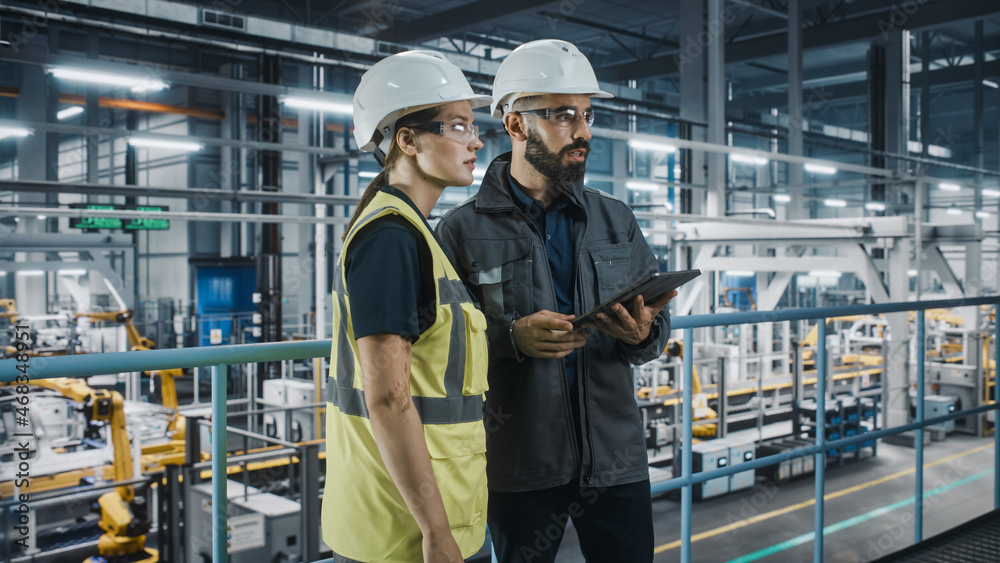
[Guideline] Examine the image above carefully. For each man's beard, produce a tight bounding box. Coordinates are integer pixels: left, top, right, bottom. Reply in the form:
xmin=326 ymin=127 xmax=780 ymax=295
xmin=524 ymin=127 xmax=589 ymax=185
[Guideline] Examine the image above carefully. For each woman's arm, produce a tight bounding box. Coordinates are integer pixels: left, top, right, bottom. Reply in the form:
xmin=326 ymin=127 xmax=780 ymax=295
xmin=357 ymin=333 xmax=464 ymax=563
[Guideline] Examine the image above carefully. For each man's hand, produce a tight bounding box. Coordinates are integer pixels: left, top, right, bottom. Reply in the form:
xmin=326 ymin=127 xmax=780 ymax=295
xmin=422 ymin=530 xmax=464 ymax=563
xmin=512 ymin=310 xmax=590 ymax=359
xmin=586 ymin=290 xmax=677 ymax=345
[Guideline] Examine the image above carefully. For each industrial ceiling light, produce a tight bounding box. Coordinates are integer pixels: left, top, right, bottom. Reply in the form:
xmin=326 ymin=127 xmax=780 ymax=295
xmin=983 ymin=80 xmax=999 ymax=89
xmin=625 ymin=181 xmax=660 ymax=191
xmin=805 ymin=163 xmax=837 ymax=175
xmin=0 ymin=126 xmax=33 ymax=140
xmin=730 ymin=153 xmax=768 ymax=165
xmin=865 ymin=202 xmax=886 ymax=211
xmin=58 ymin=269 xmax=87 ymax=276
xmin=809 ymin=270 xmax=842 ymax=278
xmin=57 ymin=106 xmax=85 ymax=120
xmin=938 ymin=182 xmax=962 ymax=192
xmin=908 ymin=270 xmax=918 ymax=276
xmin=946 ymin=207 xmax=962 ymax=215
xmin=628 ymin=139 xmax=678 ymax=153
xmin=49 ymin=67 xmax=168 ymax=92
xmin=358 ymin=171 xmax=378 ymax=179
xmin=36 ymin=214 xmax=46 ymax=220
xmin=725 ymin=271 xmax=755 ymax=277
xmin=982 ymin=189 xmax=1000 ymax=197
xmin=823 ymin=199 xmax=847 ymax=208
xmin=773 ymin=194 xmax=791 ymax=203
xmin=281 ymin=96 xmax=353 ymax=114
xmin=976 ymin=211 xmax=990 ymax=218
xmin=127 ymin=137 xmax=204 ymax=152
xmin=16 ymin=270 xmax=45 ymax=276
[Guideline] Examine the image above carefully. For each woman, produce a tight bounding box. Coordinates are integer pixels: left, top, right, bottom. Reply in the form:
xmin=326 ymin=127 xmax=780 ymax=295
xmin=322 ymin=50 xmax=492 ymax=563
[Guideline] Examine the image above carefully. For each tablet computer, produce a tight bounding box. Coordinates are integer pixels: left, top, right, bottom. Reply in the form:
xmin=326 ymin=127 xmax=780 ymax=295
xmin=573 ymin=269 xmax=701 ymax=329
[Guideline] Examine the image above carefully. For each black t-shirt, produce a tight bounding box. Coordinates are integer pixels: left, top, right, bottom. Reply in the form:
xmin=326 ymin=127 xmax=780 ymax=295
xmin=344 ymin=187 xmax=436 ymax=342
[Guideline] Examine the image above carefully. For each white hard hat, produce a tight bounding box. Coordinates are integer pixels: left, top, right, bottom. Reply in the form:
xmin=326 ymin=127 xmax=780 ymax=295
xmin=491 ymin=39 xmax=613 ymax=118
xmin=353 ymin=50 xmax=492 ymax=156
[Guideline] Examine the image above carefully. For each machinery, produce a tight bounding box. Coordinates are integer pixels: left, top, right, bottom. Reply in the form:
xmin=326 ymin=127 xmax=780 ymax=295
xmin=187 ymin=480 xmax=302 ymax=563
xmin=74 ymin=310 xmax=155 ymax=351
xmin=1 ymin=379 xmax=159 ymax=563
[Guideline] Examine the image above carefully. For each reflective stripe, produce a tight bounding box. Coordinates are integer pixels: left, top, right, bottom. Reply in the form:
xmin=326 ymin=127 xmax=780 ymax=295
xmin=444 ymin=302 xmax=465 ymax=400
xmin=438 ymin=277 xmax=470 ymax=304
xmin=328 ymin=382 xmax=483 ymax=424
xmin=334 ymin=293 xmax=355 ymax=388
xmin=482 ymin=283 xmax=504 ymax=319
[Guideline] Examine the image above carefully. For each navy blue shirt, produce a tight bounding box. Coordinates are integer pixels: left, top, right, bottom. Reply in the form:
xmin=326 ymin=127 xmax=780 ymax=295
xmin=507 ymin=171 xmax=579 ymax=396
xmin=344 ymin=186 xmax=436 ymax=342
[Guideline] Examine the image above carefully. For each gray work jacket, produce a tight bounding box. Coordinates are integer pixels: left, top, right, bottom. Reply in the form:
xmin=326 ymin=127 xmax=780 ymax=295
xmin=436 ymin=153 xmax=671 ymax=492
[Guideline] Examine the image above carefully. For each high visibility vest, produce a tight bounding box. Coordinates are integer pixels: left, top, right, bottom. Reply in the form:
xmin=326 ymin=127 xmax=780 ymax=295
xmin=322 ymin=190 xmax=489 ymax=563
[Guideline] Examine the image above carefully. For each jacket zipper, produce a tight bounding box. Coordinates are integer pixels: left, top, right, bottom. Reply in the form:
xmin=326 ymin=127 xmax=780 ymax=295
xmin=507 ymin=207 xmax=584 ymax=473
xmin=571 ymin=204 xmax=598 ymax=488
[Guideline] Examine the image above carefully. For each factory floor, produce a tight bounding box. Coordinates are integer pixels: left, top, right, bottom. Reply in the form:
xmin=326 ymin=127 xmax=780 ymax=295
xmin=555 ymin=433 xmax=997 ymax=563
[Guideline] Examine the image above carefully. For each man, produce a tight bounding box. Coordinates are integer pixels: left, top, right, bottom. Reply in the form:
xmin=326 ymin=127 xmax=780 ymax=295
xmin=436 ymin=39 xmax=674 ymax=562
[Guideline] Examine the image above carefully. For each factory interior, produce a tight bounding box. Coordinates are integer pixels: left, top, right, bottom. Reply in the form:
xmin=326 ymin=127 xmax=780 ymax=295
xmin=1 ymin=0 xmax=999 ymax=562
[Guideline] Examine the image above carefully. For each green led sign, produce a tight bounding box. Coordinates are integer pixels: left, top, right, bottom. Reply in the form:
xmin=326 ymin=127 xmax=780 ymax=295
xmin=124 ymin=206 xmax=170 ymax=231
xmin=69 ymin=204 xmax=170 ymax=231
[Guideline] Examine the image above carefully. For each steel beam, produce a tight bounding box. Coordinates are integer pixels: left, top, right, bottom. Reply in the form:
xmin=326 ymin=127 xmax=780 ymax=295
xmin=382 ymin=0 xmax=561 ymax=45
xmin=599 ymin=0 xmax=998 ymax=81
xmin=0 ymin=179 xmax=360 ymax=206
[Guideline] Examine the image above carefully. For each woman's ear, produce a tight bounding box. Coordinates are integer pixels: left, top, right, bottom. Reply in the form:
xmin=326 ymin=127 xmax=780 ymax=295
xmin=396 ymin=127 xmax=420 ymax=157
xmin=504 ymin=113 xmax=528 ymax=143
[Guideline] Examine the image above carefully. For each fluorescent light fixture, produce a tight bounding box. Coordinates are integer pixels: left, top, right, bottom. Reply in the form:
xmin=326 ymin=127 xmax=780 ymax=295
xmin=908 ymin=270 xmax=918 ymax=276
xmin=773 ymin=194 xmax=791 ymax=203
xmin=982 ymin=189 xmax=1000 ymax=197
xmin=730 ymin=153 xmax=768 ymax=165
xmin=57 ymin=106 xmax=84 ymax=120
xmin=809 ymin=270 xmax=842 ymax=278
xmin=976 ymin=211 xmax=990 ymax=219
xmin=824 ymin=199 xmax=847 ymax=208
xmin=128 ymin=137 xmax=203 ymax=152
xmin=805 ymin=163 xmax=838 ymax=175
xmin=0 ymin=272 xmax=5 ymax=276
xmin=0 ymin=127 xmax=32 ymax=140
xmin=938 ymin=182 xmax=962 ymax=192
xmin=37 ymin=215 xmax=47 ymax=220
xmin=282 ymin=96 xmax=353 ymax=114
xmin=473 ymin=168 xmax=485 ymax=179
xmin=48 ymin=67 xmax=168 ymax=92
xmin=725 ymin=271 xmax=755 ymax=277
xmin=625 ymin=181 xmax=660 ymax=191
xmin=947 ymin=207 xmax=962 ymax=215
xmin=17 ymin=270 xmax=45 ymax=276
xmin=665 ymin=201 xmax=674 ymax=212
xmin=628 ymin=138 xmax=678 ymax=153
xmin=58 ymin=269 xmax=87 ymax=276
xmin=358 ymin=171 xmax=379 ymax=179
xmin=865 ymin=202 xmax=886 ymax=211
xmin=984 ymin=79 xmax=999 ymax=89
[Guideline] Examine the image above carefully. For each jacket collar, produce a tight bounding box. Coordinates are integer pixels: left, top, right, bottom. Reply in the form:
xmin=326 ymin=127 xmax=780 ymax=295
xmin=475 ymin=152 xmax=586 ymax=212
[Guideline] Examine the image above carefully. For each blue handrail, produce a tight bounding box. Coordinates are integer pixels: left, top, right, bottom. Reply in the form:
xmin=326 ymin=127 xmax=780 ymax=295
xmin=1 ymin=295 xmax=998 ymax=563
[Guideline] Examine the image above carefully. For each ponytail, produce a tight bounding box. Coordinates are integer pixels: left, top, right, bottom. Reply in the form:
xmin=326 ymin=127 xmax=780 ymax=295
xmin=342 ymin=105 xmax=445 ymax=241
xmin=343 ymin=169 xmax=390 ymax=240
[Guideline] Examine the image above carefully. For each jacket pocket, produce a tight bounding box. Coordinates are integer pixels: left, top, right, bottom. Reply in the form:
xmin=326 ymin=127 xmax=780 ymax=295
xmin=589 ymin=244 xmax=633 ymax=302
xmin=424 ymin=422 xmax=488 ymax=530
xmin=458 ymin=237 xmax=535 ymax=318
xmin=461 ymin=303 xmax=489 ymax=396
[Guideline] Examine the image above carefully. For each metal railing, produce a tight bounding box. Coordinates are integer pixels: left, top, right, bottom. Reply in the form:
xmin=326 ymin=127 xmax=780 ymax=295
xmin=2 ymin=296 xmax=998 ymax=562
xmin=661 ymin=296 xmax=1000 ymax=562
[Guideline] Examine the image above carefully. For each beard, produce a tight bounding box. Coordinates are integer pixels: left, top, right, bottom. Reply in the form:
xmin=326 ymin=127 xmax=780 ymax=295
xmin=524 ymin=127 xmax=590 ymax=185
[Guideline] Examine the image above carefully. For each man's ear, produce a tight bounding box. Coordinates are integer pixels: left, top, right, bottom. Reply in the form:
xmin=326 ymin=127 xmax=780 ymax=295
xmin=504 ymin=113 xmax=529 ymax=143
xmin=396 ymin=127 xmax=419 ymax=157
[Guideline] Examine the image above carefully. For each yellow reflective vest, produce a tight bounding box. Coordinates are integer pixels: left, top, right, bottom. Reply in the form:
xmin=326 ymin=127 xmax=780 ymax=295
xmin=322 ymin=189 xmax=489 ymax=562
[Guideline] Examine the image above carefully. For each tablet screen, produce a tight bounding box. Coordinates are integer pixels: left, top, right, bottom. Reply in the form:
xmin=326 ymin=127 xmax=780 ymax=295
xmin=573 ymin=269 xmax=701 ymax=328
